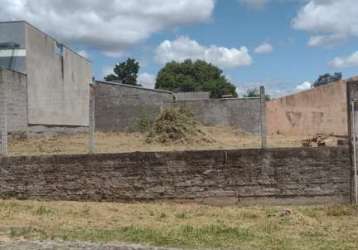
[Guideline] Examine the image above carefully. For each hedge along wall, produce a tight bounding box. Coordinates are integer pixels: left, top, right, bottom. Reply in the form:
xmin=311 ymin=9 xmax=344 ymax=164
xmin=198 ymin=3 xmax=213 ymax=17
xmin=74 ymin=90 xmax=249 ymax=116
xmin=0 ymin=147 xmax=352 ymax=205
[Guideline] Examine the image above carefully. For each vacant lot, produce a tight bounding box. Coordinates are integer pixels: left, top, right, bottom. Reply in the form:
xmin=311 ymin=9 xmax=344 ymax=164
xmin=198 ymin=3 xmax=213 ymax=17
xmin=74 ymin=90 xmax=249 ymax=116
xmin=7 ymin=126 xmax=329 ymax=156
xmin=0 ymin=200 xmax=357 ymax=249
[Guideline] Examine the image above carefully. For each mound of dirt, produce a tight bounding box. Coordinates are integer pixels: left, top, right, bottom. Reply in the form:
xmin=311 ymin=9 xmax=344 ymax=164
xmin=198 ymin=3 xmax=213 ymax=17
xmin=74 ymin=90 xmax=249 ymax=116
xmin=146 ymin=107 xmax=214 ymax=144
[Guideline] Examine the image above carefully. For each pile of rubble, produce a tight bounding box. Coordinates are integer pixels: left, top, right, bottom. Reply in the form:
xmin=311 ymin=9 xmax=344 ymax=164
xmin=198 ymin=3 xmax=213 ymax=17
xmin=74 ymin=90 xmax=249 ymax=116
xmin=302 ymin=134 xmax=348 ymax=147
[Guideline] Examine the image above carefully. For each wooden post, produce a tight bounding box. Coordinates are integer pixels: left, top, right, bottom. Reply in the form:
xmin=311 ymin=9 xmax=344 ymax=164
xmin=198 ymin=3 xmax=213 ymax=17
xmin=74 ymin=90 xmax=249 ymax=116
xmin=0 ymin=71 xmax=8 ymax=156
xmin=88 ymin=84 xmax=96 ymax=154
xmin=260 ymin=86 xmax=267 ymax=149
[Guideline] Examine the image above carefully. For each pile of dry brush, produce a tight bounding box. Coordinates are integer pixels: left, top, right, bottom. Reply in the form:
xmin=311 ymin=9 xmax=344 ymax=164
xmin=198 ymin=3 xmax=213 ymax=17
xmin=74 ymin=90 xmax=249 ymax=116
xmin=145 ymin=107 xmax=214 ymax=144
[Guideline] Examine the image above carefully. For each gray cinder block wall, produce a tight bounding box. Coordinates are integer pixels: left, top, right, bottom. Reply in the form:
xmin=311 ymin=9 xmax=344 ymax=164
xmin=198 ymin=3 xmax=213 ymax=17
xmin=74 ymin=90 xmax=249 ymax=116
xmin=95 ymin=81 xmax=175 ymax=132
xmin=0 ymin=147 xmax=351 ymax=205
xmin=0 ymin=69 xmax=28 ymax=133
xmin=95 ymin=81 xmax=263 ymax=134
xmin=174 ymin=92 xmax=210 ymax=101
xmin=173 ymin=98 xmax=262 ymax=134
xmin=0 ymin=68 xmax=89 ymax=136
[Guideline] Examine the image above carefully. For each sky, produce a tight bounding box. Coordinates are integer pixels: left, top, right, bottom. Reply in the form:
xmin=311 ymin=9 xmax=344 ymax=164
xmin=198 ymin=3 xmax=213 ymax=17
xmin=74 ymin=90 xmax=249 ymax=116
xmin=1 ymin=0 xmax=358 ymax=96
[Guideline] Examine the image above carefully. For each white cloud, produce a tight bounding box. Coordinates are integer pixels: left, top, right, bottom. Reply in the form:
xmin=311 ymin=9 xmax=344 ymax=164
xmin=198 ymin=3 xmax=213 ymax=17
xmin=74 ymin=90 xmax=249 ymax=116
xmin=239 ymin=0 xmax=269 ymax=9
xmin=138 ymin=73 xmax=156 ymax=89
xmin=77 ymin=50 xmax=89 ymax=59
xmin=307 ymin=34 xmax=346 ymax=47
xmin=292 ymin=0 xmax=358 ymax=47
xmin=329 ymin=51 xmax=358 ymax=68
xmin=0 ymin=0 xmax=215 ymax=55
xmin=155 ymin=36 xmax=252 ymax=69
xmin=296 ymin=81 xmax=312 ymax=91
xmin=254 ymin=42 xmax=273 ymax=54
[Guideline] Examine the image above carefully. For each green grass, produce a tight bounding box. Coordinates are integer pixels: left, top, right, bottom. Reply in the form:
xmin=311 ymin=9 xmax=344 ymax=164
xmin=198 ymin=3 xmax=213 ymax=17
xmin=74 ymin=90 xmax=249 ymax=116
xmin=6 ymin=225 xmax=254 ymax=249
xmin=0 ymin=200 xmax=358 ymax=249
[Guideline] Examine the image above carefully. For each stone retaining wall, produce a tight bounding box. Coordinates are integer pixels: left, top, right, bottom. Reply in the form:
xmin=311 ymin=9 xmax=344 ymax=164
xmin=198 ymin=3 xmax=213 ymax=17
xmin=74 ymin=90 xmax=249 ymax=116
xmin=0 ymin=147 xmax=352 ymax=205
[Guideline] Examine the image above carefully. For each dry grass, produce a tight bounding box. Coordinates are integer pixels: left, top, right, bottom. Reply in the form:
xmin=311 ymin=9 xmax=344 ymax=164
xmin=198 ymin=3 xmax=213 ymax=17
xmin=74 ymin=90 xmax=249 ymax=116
xmin=7 ymin=126 xmax=338 ymax=156
xmin=0 ymin=200 xmax=357 ymax=249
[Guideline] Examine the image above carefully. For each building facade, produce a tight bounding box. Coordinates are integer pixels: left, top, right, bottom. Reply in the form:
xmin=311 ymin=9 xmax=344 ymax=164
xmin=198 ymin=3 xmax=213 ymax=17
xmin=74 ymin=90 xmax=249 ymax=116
xmin=0 ymin=21 xmax=92 ymax=131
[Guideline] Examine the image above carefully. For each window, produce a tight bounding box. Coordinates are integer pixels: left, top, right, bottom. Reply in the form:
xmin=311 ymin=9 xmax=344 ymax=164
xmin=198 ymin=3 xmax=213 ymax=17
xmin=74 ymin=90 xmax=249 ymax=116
xmin=55 ymin=42 xmax=64 ymax=79
xmin=55 ymin=42 xmax=64 ymax=56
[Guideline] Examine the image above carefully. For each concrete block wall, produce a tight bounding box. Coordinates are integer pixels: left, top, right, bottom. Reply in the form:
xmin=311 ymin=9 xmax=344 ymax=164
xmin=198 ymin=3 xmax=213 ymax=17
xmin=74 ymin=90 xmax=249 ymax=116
xmin=0 ymin=147 xmax=351 ymax=204
xmin=0 ymin=69 xmax=28 ymax=133
xmin=174 ymin=92 xmax=210 ymax=101
xmin=95 ymin=82 xmax=263 ymax=134
xmin=95 ymin=81 xmax=174 ymax=132
xmin=25 ymin=22 xmax=91 ymax=127
xmin=173 ymin=98 xmax=262 ymax=134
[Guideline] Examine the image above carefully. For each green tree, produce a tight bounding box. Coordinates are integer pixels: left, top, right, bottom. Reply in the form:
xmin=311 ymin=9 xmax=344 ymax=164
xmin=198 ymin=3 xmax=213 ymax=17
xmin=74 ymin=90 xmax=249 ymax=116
xmin=104 ymin=58 xmax=140 ymax=86
xmin=155 ymin=59 xmax=237 ymax=98
xmin=243 ymin=88 xmax=271 ymax=101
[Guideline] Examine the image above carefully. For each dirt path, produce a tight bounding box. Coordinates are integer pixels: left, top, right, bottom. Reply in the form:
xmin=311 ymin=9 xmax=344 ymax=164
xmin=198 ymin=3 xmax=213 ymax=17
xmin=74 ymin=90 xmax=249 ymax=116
xmin=0 ymin=241 xmax=178 ymax=250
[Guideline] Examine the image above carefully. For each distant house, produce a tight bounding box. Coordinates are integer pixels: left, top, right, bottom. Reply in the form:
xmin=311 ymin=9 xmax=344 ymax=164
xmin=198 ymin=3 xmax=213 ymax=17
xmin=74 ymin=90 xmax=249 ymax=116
xmin=0 ymin=21 xmax=92 ymax=133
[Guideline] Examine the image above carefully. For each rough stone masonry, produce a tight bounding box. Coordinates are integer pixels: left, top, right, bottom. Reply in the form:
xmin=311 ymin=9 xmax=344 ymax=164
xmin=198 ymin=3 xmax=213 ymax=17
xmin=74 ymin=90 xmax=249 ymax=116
xmin=0 ymin=147 xmax=352 ymax=205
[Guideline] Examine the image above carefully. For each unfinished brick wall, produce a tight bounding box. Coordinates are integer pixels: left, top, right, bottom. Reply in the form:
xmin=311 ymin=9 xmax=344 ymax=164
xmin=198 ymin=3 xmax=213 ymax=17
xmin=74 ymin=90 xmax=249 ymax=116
xmin=0 ymin=147 xmax=351 ymax=205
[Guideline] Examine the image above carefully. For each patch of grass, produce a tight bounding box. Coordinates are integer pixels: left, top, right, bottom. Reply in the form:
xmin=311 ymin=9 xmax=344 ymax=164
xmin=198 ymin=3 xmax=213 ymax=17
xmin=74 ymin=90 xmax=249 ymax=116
xmin=33 ymin=206 xmax=55 ymax=216
xmin=175 ymin=212 xmax=188 ymax=219
xmin=49 ymin=224 xmax=254 ymax=249
xmin=158 ymin=212 xmax=167 ymax=219
xmin=1 ymin=200 xmax=358 ymax=249
xmin=135 ymin=114 xmax=154 ymax=133
xmin=326 ymin=205 xmax=354 ymax=217
xmin=240 ymin=211 xmax=260 ymax=220
xmin=9 ymin=227 xmax=48 ymax=239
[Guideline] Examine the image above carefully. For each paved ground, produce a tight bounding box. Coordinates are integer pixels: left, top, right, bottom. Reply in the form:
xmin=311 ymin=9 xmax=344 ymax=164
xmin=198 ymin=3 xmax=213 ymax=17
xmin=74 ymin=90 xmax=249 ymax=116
xmin=0 ymin=241 xmax=178 ymax=250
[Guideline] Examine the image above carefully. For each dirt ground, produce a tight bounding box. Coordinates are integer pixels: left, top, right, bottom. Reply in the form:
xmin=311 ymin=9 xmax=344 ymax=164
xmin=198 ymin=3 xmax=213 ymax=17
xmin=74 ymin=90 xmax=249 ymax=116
xmin=0 ymin=240 xmax=174 ymax=250
xmin=5 ymin=126 xmax=333 ymax=156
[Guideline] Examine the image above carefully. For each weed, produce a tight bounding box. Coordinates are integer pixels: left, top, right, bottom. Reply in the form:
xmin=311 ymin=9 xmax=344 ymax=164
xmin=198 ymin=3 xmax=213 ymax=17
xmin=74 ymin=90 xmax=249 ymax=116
xmin=33 ymin=206 xmax=55 ymax=216
xmin=326 ymin=206 xmax=353 ymax=217
xmin=159 ymin=212 xmax=167 ymax=219
xmin=136 ymin=115 xmax=154 ymax=133
xmin=175 ymin=212 xmax=188 ymax=219
xmin=9 ymin=227 xmax=48 ymax=239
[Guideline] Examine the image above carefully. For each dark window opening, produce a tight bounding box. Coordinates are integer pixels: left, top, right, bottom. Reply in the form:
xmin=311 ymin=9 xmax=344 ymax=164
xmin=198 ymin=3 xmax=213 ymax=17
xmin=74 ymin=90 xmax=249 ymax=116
xmin=55 ymin=42 xmax=64 ymax=79
xmin=0 ymin=42 xmax=20 ymax=70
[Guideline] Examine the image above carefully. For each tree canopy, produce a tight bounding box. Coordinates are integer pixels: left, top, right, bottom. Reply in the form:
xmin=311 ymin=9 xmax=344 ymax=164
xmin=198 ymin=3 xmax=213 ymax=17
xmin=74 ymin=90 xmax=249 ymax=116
xmin=155 ymin=59 xmax=237 ymax=98
xmin=243 ymin=88 xmax=271 ymax=101
xmin=313 ymin=72 xmax=342 ymax=88
xmin=104 ymin=58 xmax=140 ymax=86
